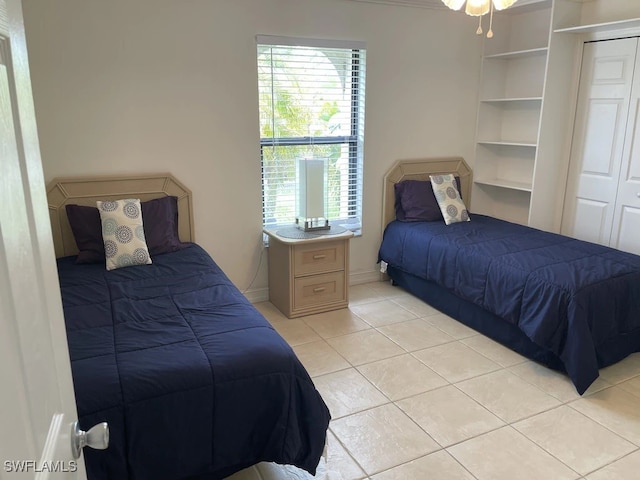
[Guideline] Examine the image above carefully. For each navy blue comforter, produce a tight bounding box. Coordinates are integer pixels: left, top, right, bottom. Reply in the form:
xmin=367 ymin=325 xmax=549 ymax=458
xmin=378 ymin=215 xmax=640 ymax=394
xmin=58 ymin=244 xmax=330 ymax=480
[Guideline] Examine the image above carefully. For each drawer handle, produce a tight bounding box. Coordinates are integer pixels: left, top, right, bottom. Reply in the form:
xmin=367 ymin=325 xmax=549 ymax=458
xmin=312 ymin=254 xmax=327 ymax=260
xmin=313 ymin=287 xmax=326 ymax=293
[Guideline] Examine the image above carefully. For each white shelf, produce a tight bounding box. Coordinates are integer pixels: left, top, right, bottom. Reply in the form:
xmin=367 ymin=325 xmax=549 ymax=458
xmin=484 ymin=47 xmax=548 ymax=60
xmin=477 ymin=140 xmax=538 ymax=148
xmin=474 ymin=178 xmax=533 ymax=192
xmin=480 ymin=97 xmax=543 ymax=103
xmin=554 ymin=18 xmax=640 ymax=34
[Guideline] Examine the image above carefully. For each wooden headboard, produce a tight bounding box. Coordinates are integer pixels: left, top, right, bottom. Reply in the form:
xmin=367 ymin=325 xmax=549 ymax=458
xmin=47 ymin=173 xmax=195 ymax=258
xmin=382 ymin=157 xmax=472 ymax=232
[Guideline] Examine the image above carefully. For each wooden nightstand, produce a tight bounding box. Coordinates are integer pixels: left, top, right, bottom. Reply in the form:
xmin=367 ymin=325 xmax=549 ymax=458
xmin=263 ymin=227 xmax=353 ymax=318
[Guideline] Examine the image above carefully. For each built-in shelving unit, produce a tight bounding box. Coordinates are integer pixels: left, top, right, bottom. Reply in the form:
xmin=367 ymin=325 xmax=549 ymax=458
xmin=471 ymin=0 xmax=640 ymax=232
xmin=471 ymin=0 xmax=552 ymax=226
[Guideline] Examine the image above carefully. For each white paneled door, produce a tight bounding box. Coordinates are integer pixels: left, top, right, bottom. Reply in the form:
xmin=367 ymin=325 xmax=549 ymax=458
xmin=561 ymin=38 xmax=639 ymax=248
xmin=1 ymin=0 xmax=86 ymax=478
xmin=611 ymin=41 xmax=640 ymax=256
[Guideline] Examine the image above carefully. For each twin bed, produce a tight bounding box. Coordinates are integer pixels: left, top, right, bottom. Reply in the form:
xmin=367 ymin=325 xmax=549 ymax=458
xmin=47 ymin=175 xmax=330 ymax=480
xmin=378 ymin=157 xmax=640 ymax=395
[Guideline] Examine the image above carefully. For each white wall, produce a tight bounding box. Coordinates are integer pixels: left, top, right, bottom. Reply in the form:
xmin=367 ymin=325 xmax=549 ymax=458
xmin=22 ymin=0 xmax=481 ymax=297
xmin=579 ymin=0 xmax=640 ymax=25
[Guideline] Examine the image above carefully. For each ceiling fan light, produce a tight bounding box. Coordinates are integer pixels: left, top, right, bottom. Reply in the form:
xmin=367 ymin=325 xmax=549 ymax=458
xmin=442 ymin=0 xmax=518 ymax=37
xmin=465 ymin=0 xmax=490 ymax=16
xmin=492 ymin=0 xmax=518 ymax=10
xmin=441 ymin=0 xmax=466 ymax=10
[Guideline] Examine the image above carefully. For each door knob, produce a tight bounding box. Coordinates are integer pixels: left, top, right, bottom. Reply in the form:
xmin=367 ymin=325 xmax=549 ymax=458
xmin=71 ymin=421 xmax=109 ymax=459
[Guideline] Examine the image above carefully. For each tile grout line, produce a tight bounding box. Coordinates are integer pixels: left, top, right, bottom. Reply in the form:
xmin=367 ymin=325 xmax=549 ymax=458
xmin=325 ymin=426 xmax=371 ymax=480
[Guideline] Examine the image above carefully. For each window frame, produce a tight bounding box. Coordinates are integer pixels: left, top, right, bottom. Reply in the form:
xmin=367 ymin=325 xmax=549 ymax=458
xmin=257 ymin=36 xmax=366 ymax=232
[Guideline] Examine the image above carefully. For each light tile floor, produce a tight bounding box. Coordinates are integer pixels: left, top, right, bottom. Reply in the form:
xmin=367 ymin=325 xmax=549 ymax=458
xmin=228 ymin=281 xmax=640 ymax=480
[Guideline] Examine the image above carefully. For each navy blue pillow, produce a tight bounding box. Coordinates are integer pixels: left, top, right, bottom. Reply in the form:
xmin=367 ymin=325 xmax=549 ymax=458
xmin=395 ymin=177 xmax=462 ymax=222
xmin=142 ymin=196 xmax=187 ymax=255
xmin=66 ymin=196 xmax=187 ymax=264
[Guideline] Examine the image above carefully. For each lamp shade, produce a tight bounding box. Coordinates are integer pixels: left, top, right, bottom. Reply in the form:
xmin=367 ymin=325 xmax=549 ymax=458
xmin=442 ymin=0 xmax=466 ymax=10
xmin=296 ymin=158 xmax=327 ymax=220
xmin=441 ymin=0 xmax=517 ymax=14
xmin=493 ymin=0 xmax=517 ymax=10
xmin=465 ymin=0 xmax=490 ymax=16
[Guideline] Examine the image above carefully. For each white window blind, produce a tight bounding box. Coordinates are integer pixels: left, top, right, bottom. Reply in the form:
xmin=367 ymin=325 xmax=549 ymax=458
xmin=257 ymin=36 xmax=366 ymax=232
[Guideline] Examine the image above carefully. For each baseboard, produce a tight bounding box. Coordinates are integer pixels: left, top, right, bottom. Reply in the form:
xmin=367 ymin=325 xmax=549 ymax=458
xmin=244 ymin=287 xmax=269 ymax=304
xmin=349 ymin=270 xmax=382 ymax=285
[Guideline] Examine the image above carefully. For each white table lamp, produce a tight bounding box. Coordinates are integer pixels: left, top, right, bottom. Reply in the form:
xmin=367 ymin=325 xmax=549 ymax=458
xmin=296 ymin=158 xmax=330 ymax=232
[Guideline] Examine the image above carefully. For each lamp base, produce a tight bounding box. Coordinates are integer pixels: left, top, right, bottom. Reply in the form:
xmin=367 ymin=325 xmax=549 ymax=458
xmin=295 ymin=217 xmax=330 ymax=232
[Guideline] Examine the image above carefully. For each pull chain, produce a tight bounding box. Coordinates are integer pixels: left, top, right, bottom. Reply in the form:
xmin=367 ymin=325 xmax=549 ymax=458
xmin=487 ymin=1 xmax=495 ymax=38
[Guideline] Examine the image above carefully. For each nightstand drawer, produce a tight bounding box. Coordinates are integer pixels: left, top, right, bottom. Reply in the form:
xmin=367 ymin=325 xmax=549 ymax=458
xmin=293 ymin=241 xmax=345 ymax=276
xmin=293 ymin=272 xmax=346 ymax=310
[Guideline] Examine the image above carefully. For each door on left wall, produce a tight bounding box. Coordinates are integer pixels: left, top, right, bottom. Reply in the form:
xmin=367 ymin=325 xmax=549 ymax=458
xmin=1 ymin=0 xmax=87 ymax=477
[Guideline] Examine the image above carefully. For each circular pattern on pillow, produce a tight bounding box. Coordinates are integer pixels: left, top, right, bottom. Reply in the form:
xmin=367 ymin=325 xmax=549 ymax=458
xmin=115 ymin=225 xmax=133 ymax=244
xmin=446 ymin=186 xmax=458 ymax=199
xmin=102 ymin=218 xmax=117 ymax=236
xmin=116 ymin=254 xmax=134 ymax=268
xmin=447 ymin=204 xmax=459 ymax=217
xmin=431 ymin=175 xmax=444 ymax=185
xmin=100 ymin=201 xmax=119 ymax=212
xmin=104 ymin=240 xmax=118 ymax=258
xmin=135 ymin=225 xmax=146 ymax=241
xmin=133 ymin=248 xmax=149 ymax=264
xmin=123 ymin=201 xmax=140 ymax=219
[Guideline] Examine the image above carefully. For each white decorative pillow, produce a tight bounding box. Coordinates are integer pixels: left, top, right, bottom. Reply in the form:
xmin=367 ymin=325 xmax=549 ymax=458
xmin=96 ymin=199 xmax=152 ymax=271
xmin=429 ymin=174 xmax=471 ymax=225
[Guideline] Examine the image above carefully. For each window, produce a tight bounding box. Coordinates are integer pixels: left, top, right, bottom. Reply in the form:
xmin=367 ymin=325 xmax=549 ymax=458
xmin=257 ymin=36 xmax=366 ymax=233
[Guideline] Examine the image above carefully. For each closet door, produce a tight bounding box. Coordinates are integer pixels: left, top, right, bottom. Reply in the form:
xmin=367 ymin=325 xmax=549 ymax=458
xmin=611 ymin=43 xmax=640 ymax=255
xmin=561 ymin=38 xmax=638 ymax=246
